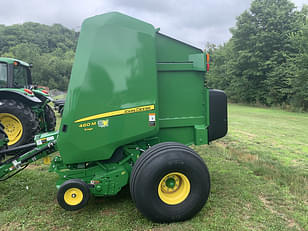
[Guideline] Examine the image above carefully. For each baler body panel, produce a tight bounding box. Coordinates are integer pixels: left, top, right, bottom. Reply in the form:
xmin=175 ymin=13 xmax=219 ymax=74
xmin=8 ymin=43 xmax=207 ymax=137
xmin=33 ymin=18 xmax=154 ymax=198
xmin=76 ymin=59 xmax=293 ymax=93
xmin=157 ymin=71 xmax=208 ymax=145
xmin=155 ymin=33 xmax=209 ymax=145
xmin=58 ymin=13 xmax=159 ymax=164
xmin=156 ymin=33 xmax=203 ymax=62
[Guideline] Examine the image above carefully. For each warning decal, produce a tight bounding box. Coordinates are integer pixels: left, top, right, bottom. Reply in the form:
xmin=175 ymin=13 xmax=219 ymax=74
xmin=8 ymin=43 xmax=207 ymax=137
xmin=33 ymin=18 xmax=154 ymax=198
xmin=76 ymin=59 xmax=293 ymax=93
xmin=149 ymin=113 xmax=156 ymax=126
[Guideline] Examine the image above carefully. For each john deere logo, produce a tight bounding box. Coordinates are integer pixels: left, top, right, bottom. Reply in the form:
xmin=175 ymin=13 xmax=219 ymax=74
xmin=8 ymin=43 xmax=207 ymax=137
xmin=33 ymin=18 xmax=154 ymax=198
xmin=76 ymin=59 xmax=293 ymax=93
xmin=98 ymin=120 xmax=109 ymax=128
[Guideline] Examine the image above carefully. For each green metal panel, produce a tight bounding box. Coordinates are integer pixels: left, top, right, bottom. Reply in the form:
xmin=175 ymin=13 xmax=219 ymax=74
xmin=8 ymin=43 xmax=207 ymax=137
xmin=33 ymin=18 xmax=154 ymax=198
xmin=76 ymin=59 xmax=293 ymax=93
xmin=155 ymin=33 xmax=203 ymax=62
xmin=155 ymin=34 xmax=209 ymax=146
xmin=57 ymin=12 xmax=159 ymax=164
xmin=157 ymin=71 xmax=205 ymax=120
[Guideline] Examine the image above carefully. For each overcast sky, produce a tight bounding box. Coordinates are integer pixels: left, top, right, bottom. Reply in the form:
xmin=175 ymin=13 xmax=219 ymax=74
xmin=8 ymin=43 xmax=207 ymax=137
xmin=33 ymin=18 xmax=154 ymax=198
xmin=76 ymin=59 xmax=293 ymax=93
xmin=0 ymin=0 xmax=306 ymax=48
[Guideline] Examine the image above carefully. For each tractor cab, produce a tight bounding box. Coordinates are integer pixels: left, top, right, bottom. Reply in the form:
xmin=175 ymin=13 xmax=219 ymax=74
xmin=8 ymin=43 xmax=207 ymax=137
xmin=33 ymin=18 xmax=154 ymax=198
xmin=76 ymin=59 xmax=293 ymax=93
xmin=0 ymin=58 xmax=51 ymax=100
xmin=0 ymin=58 xmax=32 ymax=89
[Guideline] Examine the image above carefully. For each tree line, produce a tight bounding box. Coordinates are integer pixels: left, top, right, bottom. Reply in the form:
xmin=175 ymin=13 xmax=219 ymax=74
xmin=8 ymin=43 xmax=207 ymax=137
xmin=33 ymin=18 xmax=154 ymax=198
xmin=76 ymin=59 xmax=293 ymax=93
xmin=207 ymin=0 xmax=308 ymax=111
xmin=0 ymin=2 xmax=307 ymax=111
xmin=0 ymin=22 xmax=78 ymax=91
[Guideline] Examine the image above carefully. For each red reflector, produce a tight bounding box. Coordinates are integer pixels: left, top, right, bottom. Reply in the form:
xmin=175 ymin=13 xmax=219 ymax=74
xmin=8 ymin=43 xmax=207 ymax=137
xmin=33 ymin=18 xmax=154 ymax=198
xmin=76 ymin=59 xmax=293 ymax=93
xmin=24 ymin=89 xmax=33 ymax=95
xmin=42 ymin=90 xmax=48 ymax=94
xmin=206 ymin=53 xmax=210 ymax=71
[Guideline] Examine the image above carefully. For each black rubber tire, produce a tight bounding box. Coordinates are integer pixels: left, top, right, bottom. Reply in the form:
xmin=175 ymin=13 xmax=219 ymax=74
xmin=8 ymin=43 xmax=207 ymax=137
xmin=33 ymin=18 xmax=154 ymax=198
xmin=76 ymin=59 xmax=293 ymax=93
xmin=57 ymin=179 xmax=90 ymax=211
xmin=0 ymin=122 xmax=8 ymax=142
xmin=0 ymin=99 xmax=39 ymax=148
xmin=130 ymin=142 xmax=210 ymax=223
xmin=44 ymin=104 xmax=56 ymax=131
xmin=0 ymin=122 xmax=8 ymax=160
xmin=59 ymin=106 xmax=64 ymax=117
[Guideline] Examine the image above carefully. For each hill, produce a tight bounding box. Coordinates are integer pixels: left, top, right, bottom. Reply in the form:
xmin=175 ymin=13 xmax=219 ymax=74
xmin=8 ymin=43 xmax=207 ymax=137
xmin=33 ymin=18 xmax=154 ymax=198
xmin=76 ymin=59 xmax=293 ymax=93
xmin=0 ymin=22 xmax=79 ymax=91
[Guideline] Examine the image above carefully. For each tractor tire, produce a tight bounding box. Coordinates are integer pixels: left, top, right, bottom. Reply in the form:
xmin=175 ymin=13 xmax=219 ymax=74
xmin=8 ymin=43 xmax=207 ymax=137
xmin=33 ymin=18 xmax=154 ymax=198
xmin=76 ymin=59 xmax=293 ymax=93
xmin=59 ymin=106 xmax=64 ymax=117
xmin=130 ymin=142 xmax=210 ymax=223
xmin=44 ymin=104 xmax=56 ymax=131
xmin=57 ymin=179 xmax=90 ymax=211
xmin=0 ymin=99 xmax=39 ymax=148
xmin=0 ymin=122 xmax=8 ymax=161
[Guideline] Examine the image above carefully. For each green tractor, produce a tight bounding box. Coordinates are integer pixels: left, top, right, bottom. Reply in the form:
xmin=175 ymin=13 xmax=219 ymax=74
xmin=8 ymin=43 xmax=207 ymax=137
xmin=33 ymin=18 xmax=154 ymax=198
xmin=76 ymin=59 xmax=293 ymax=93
xmin=0 ymin=58 xmax=56 ymax=148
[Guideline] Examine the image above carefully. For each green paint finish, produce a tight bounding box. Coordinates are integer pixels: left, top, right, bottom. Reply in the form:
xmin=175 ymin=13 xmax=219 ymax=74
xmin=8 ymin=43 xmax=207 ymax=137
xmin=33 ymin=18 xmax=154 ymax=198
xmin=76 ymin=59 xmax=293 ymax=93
xmin=155 ymin=33 xmax=203 ymax=62
xmin=155 ymin=32 xmax=208 ymax=147
xmin=57 ymin=12 xmax=210 ymax=165
xmin=57 ymin=12 xmax=159 ymax=164
xmin=166 ymin=178 xmax=176 ymax=188
xmin=0 ymin=57 xmax=30 ymax=67
xmin=32 ymin=89 xmax=49 ymax=97
xmin=157 ymin=68 xmax=208 ymax=145
xmin=0 ymin=88 xmax=34 ymax=97
xmin=90 ymin=164 xmax=129 ymax=196
xmin=0 ymin=141 xmax=54 ymax=180
xmin=34 ymin=131 xmax=58 ymax=146
xmin=194 ymin=125 xmax=208 ymax=145
xmin=50 ymin=144 xmax=139 ymax=197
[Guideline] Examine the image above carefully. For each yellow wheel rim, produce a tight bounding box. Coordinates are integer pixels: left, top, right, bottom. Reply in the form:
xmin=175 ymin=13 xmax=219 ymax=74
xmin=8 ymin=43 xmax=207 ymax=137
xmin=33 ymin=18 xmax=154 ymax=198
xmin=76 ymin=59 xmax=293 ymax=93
xmin=158 ymin=172 xmax=190 ymax=205
xmin=64 ymin=188 xmax=83 ymax=206
xmin=0 ymin=113 xmax=23 ymax=146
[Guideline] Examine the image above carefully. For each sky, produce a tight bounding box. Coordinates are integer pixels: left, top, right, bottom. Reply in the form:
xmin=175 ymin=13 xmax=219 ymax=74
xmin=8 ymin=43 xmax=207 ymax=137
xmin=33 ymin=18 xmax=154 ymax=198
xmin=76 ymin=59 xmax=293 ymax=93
xmin=0 ymin=0 xmax=306 ymax=48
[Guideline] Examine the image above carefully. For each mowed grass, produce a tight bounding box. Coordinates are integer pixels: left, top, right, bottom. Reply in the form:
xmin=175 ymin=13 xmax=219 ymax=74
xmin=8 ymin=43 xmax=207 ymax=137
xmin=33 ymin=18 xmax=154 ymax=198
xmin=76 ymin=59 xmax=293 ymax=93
xmin=0 ymin=104 xmax=307 ymax=231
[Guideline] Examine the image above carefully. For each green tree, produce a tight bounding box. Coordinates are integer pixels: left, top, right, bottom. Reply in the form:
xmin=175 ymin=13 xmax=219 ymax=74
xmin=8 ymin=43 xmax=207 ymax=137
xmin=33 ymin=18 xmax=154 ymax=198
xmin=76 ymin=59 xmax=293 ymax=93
xmin=290 ymin=10 xmax=308 ymax=110
xmin=230 ymin=0 xmax=301 ymax=105
xmin=206 ymin=42 xmax=236 ymax=99
xmin=0 ymin=22 xmax=78 ymax=90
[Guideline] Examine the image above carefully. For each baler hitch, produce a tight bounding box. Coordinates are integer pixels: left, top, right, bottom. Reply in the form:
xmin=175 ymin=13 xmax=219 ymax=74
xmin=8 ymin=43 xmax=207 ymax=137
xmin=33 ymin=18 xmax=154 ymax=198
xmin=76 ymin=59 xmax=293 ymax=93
xmin=0 ymin=132 xmax=58 ymax=181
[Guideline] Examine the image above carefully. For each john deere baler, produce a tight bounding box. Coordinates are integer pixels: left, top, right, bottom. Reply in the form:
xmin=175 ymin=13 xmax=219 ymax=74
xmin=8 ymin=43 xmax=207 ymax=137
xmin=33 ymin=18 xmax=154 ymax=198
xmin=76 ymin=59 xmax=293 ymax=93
xmin=0 ymin=12 xmax=227 ymax=222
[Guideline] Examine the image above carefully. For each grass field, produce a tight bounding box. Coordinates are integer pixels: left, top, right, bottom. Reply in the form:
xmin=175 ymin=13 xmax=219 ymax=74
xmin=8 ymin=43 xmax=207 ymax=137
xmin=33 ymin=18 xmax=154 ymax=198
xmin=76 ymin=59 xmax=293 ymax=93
xmin=0 ymin=104 xmax=307 ymax=231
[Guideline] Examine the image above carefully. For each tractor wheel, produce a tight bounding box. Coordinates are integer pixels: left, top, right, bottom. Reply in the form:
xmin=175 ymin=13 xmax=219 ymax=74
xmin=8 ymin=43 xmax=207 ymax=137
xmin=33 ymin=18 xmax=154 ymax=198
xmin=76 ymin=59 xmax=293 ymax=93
xmin=57 ymin=179 xmax=90 ymax=211
xmin=44 ymin=104 xmax=56 ymax=131
xmin=130 ymin=142 xmax=210 ymax=223
xmin=0 ymin=99 xmax=39 ymax=147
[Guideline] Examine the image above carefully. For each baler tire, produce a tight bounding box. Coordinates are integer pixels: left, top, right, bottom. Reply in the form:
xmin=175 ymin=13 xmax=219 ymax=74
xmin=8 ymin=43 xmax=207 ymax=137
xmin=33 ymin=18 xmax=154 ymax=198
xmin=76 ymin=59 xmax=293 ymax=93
xmin=129 ymin=142 xmax=210 ymax=223
xmin=44 ymin=104 xmax=56 ymax=131
xmin=130 ymin=142 xmax=173 ymax=203
xmin=57 ymin=179 xmax=90 ymax=211
xmin=0 ymin=99 xmax=39 ymax=148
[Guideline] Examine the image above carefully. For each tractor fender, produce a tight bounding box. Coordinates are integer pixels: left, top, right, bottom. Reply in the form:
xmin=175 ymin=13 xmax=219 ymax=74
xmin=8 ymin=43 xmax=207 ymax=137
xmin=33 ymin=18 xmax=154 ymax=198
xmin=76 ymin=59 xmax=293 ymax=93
xmin=0 ymin=89 xmax=42 ymax=106
xmin=33 ymin=92 xmax=53 ymax=103
xmin=32 ymin=90 xmax=53 ymax=103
